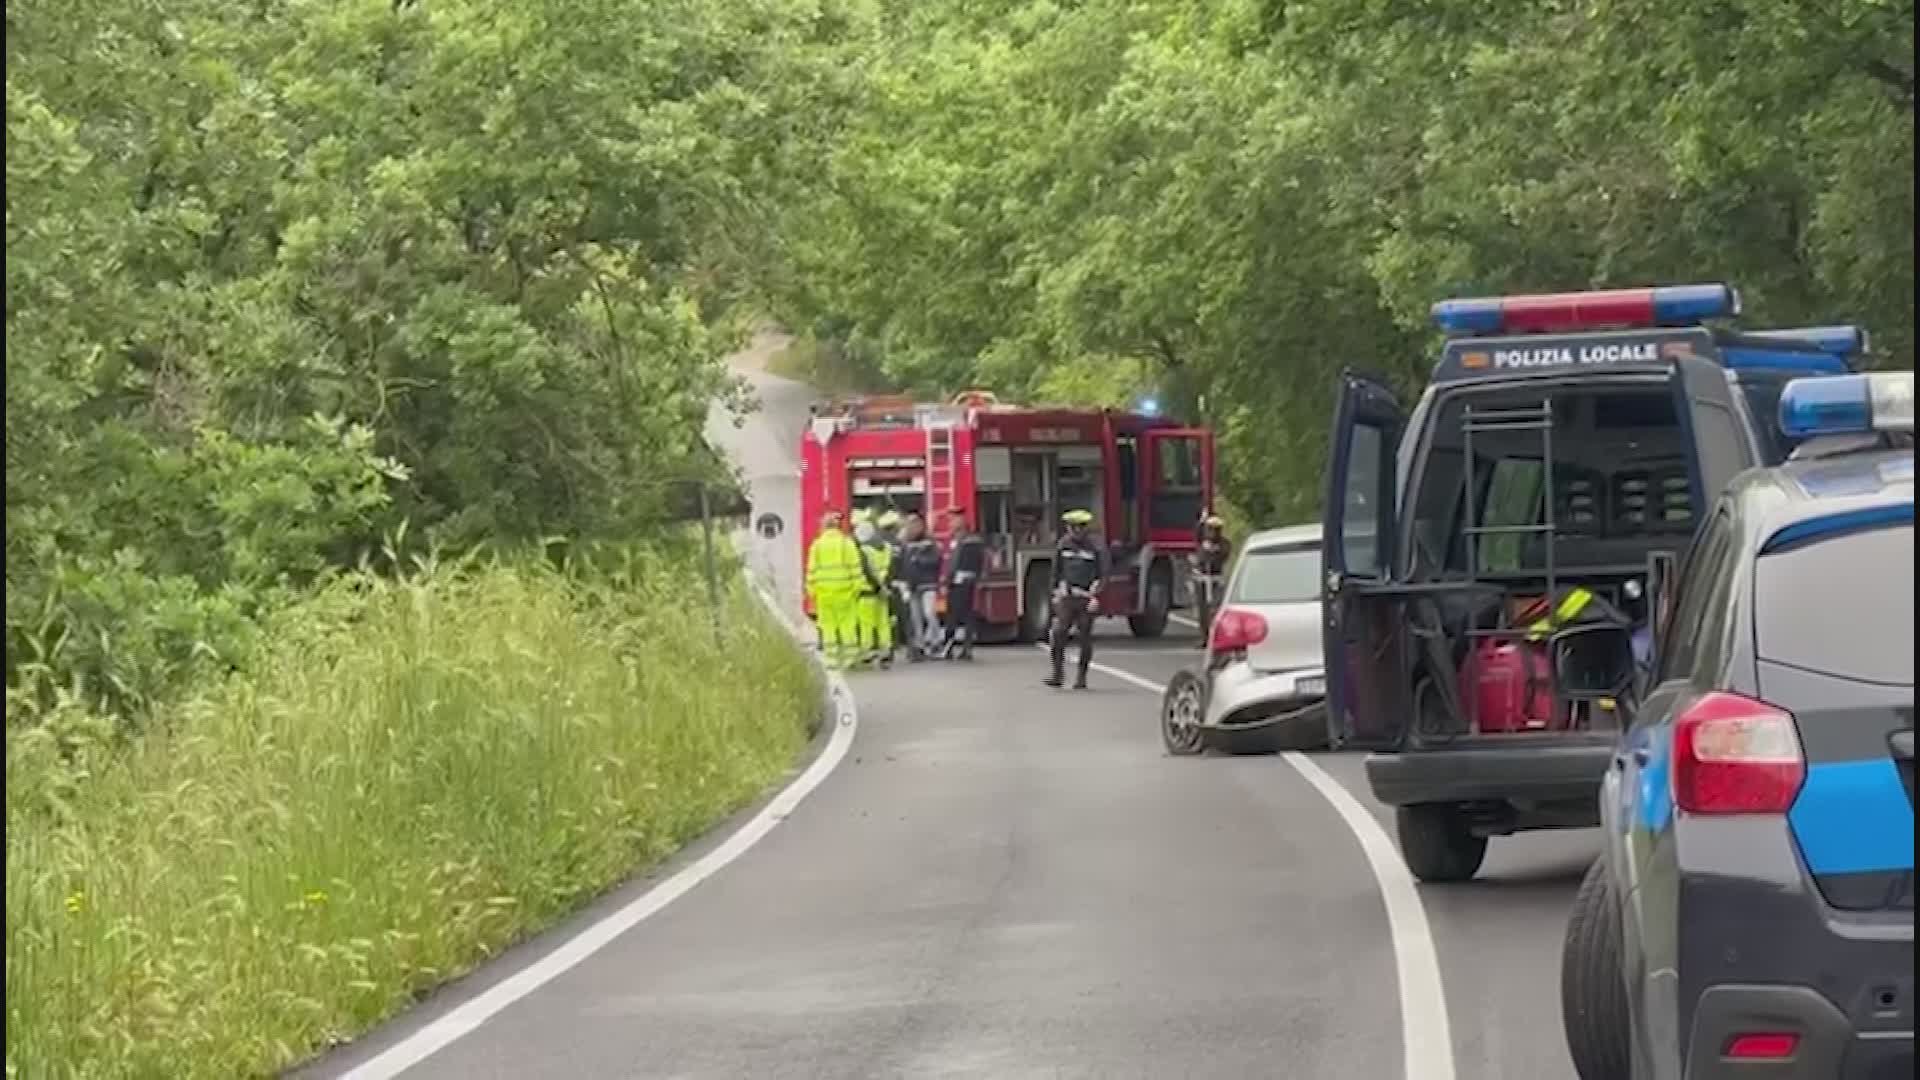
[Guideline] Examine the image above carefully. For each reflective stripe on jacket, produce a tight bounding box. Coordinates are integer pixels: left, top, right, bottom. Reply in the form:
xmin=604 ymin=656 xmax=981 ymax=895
xmin=1524 ymin=587 xmax=1596 ymax=641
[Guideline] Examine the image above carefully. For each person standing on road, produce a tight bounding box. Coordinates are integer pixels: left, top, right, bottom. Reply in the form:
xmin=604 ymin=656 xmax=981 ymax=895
xmin=898 ymin=514 xmax=944 ymax=660
xmin=805 ymin=509 xmax=863 ymax=670
xmin=1045 ymin=508 xmax=1108 ymax=689
xmin=877 ymin=509 xmax=912 ymax=655
xmin=1190 ymin=512 xmax=1232 ymax=645
xmin=853 ymin=510 xmax=895 ymax=668
xmin=940 ymin=509 xmax=985 ymax=661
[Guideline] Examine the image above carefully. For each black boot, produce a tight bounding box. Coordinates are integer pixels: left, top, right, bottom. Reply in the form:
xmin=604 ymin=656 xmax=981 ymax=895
xmin=1073 ymin=667 xmax=1089 ymax=690
xmin=1043 ymin=670 xmax=1064 ymax=688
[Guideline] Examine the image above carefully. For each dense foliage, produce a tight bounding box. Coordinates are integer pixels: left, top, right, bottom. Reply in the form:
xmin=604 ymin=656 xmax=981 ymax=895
xmin=11 ymin=0 xmax=1910 ymax=707
xmin=760 ymin=0 xmax=1915 ymax=524
xmin=4 ymin=0 xmax=849 ymax=717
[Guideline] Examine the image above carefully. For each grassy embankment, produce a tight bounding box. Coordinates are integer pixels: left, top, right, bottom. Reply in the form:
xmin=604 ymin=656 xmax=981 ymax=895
xmin=5 ymin=548 xmax=820 ymax=1079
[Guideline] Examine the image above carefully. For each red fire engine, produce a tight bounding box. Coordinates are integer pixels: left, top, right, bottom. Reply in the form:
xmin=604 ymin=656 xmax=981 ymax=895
xmin=799 ymin=390 xmax=1216 ymax=641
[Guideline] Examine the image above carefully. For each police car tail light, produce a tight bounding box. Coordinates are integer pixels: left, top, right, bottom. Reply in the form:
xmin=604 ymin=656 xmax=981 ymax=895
xmin=1208 ymin=608 xmax=1269 ymax=657
xmin=1429 ymin=283 xmax=1739 ymax=336
xmin=1778 ymin=371 xmax=1916 ymax=438
xmin=1672 ymin=692 xmax=1806 ymax=815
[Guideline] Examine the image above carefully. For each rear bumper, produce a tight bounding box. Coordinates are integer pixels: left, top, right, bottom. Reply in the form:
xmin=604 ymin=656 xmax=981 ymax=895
xmin=1685 ymin=984 xmax=1913 ymax=1079
xmin=1202 ymin=663 xmax=1325 ymax=730
xmin=1667 ymin=818 xmax=1915 ymax=1080
xmin=1363 ymin=742 xmax=1613 ymax=809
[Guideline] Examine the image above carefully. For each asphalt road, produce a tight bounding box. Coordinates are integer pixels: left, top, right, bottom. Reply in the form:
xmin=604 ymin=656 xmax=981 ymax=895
xmin=309 ymin=334 xmax=1595 ymax=1079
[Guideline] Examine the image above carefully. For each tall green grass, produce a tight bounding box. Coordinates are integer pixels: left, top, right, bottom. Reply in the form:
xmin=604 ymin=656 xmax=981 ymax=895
xmin=5 ymin=552 xmax=820 ymax=1079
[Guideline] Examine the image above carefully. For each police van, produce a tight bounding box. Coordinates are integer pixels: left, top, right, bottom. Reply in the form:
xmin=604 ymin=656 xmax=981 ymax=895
xmin=1319 ymin=282 xmax=1874 ymax=882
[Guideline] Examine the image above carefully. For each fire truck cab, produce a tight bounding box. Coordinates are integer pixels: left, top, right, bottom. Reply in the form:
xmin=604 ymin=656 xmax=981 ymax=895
xmin=800 ymin=391 xmax=1217 ymax=641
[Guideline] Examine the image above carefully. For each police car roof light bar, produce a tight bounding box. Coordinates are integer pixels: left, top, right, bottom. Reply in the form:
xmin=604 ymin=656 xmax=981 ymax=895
xmin=1430 ymin=283 xmax=1740 ymax=337
xmin=1746 ymin=325 xmax=1869 ymax=358
xmin=1778 ymin=372 xmax=1915 ymax=439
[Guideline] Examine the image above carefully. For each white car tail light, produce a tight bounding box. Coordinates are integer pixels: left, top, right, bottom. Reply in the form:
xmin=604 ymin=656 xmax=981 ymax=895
xmin=1208 ymin=608 xmax=1269 ymax=658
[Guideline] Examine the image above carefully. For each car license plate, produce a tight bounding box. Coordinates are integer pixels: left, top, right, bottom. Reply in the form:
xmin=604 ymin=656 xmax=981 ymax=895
xmin=1297 ymin=675 xmax=1326 ymax=697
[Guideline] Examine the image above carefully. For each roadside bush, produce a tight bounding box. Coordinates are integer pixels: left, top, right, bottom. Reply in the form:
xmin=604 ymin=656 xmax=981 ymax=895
xmin=4 ymin=552 xmax=820 ymax=1079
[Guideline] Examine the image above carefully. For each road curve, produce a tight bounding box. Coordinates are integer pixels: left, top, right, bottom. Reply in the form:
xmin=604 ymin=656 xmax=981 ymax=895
xmin=1081 ymin=638 xmax=1593 ymax=1080
xmin=307 ymin=334 xmax=1589 ymax=1078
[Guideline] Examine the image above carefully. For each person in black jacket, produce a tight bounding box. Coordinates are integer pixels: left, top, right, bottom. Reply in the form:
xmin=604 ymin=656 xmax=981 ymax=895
xmin=1189 ymin=512 xmax=1232 ymax=644
xmin=897 ymin=514 xmax=944 ymax=660
xmin=1045 ymin=508 xmax=1108 ymax=689
xmin=940 ymin=509 xmax=986 ymax=660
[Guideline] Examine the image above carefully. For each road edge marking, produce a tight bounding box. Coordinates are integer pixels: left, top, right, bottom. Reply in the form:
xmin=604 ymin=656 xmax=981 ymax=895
xmin=1277 ymin=752 xmax=1456 ymax=1080
xmin=340 ymin=579 xmax=858 ymax=1080
xmin=1051 ymin=645 xmax=1456 ymax=1080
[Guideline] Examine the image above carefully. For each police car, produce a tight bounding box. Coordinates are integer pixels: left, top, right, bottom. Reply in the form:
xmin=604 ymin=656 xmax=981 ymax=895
xmin=1321 ymin=283 xmax=1876 ymax=883
xmin=1559 ymin=371 xmax=1914 ymax=1079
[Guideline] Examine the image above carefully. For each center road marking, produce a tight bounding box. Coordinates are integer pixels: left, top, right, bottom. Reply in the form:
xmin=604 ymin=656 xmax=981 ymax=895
xmin=340 ymin=579 xmax=858 ymax=1080
xmin=1038 ymin=642 xmax=1458 ymax=1080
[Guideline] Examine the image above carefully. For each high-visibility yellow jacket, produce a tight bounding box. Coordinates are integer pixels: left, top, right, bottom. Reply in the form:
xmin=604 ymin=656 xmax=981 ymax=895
xmin=807 ymin=528 xmax=863 ymax=602
xmin=856 ymin=539 xmax=893 ymax=596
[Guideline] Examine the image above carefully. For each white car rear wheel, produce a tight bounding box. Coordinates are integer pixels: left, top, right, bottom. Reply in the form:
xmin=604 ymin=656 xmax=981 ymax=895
xmin=1160 ymin=670 xmax=1207 ymax=756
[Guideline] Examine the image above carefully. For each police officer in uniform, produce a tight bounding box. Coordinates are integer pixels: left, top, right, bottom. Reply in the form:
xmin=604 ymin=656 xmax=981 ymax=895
xmin=940 ymin=508 xmax=986 ymax=660
xmin=1045 ymin=508 xmax=1108 ymax=689
xmin=1190 ymin=512 xmax=1232 ymax=644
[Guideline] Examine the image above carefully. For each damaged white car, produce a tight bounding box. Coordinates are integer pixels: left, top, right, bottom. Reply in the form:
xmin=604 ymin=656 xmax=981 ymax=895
xmin=1160 ymin=523 xmax=1329 ymax=755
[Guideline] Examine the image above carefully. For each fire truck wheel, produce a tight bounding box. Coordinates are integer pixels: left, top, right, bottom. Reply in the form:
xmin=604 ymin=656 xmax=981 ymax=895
xmin=1127 ymin=561 xmax=1172 ymax=638
xmin=1017 ymin=566 xmax=1051 ymax=644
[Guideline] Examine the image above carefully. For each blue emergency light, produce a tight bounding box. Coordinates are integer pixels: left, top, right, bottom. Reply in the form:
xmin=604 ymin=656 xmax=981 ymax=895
xmin=1430 ymin=283 xmax=1740 ymax=337
xmin=1778 ymin=372 xmax=1915 ymax=439
xmin=1746 ymin=325 xmax=1869 ymax=358
xmin=1720 ymin=348 xmax=1849 ymax=375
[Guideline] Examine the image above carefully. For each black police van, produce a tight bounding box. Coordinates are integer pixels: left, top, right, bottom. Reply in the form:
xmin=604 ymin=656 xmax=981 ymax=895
xmin=1319 ymin=282 xmax=1872 ymax=882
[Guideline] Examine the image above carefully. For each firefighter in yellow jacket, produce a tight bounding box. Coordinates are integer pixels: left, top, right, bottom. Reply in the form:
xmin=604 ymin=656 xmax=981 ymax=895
xmin=852 ymin=509 xmax=896 ymax=667
xmin=806 ymin=509 xmax=863 ymax=670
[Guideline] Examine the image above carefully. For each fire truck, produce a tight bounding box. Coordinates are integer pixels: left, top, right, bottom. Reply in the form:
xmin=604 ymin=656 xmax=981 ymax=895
xmin=799 ymin=391 xmax=1217 ymax=642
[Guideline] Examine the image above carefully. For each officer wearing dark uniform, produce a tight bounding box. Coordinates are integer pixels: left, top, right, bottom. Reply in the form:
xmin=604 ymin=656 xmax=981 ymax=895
xmin=940 ymin=509 xmax=986 ymax=661
xmin=1190 ymin=512 xmax=1232 ymax=644
xmin=1045 ymin=508 xmax=1108 ymax=689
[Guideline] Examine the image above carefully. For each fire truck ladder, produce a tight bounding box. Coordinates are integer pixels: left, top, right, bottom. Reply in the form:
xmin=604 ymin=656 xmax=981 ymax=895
xmin=926 ymin=422 xmax=957 ymax=520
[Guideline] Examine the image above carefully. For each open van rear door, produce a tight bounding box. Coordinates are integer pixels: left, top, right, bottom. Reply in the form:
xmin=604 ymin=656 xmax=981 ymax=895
xmin=1323 ymin=371 xmax=1407 ymax=748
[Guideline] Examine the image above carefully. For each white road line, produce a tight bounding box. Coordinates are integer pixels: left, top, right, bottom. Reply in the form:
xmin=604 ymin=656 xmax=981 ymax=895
xmin=1053 ymin=646 xmax=1457 ymax=1080
xmin=1278 ymin=753 xmax=1456 ymax=1080
xmin=341 ymin=582 xmax=858 ymax=1080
